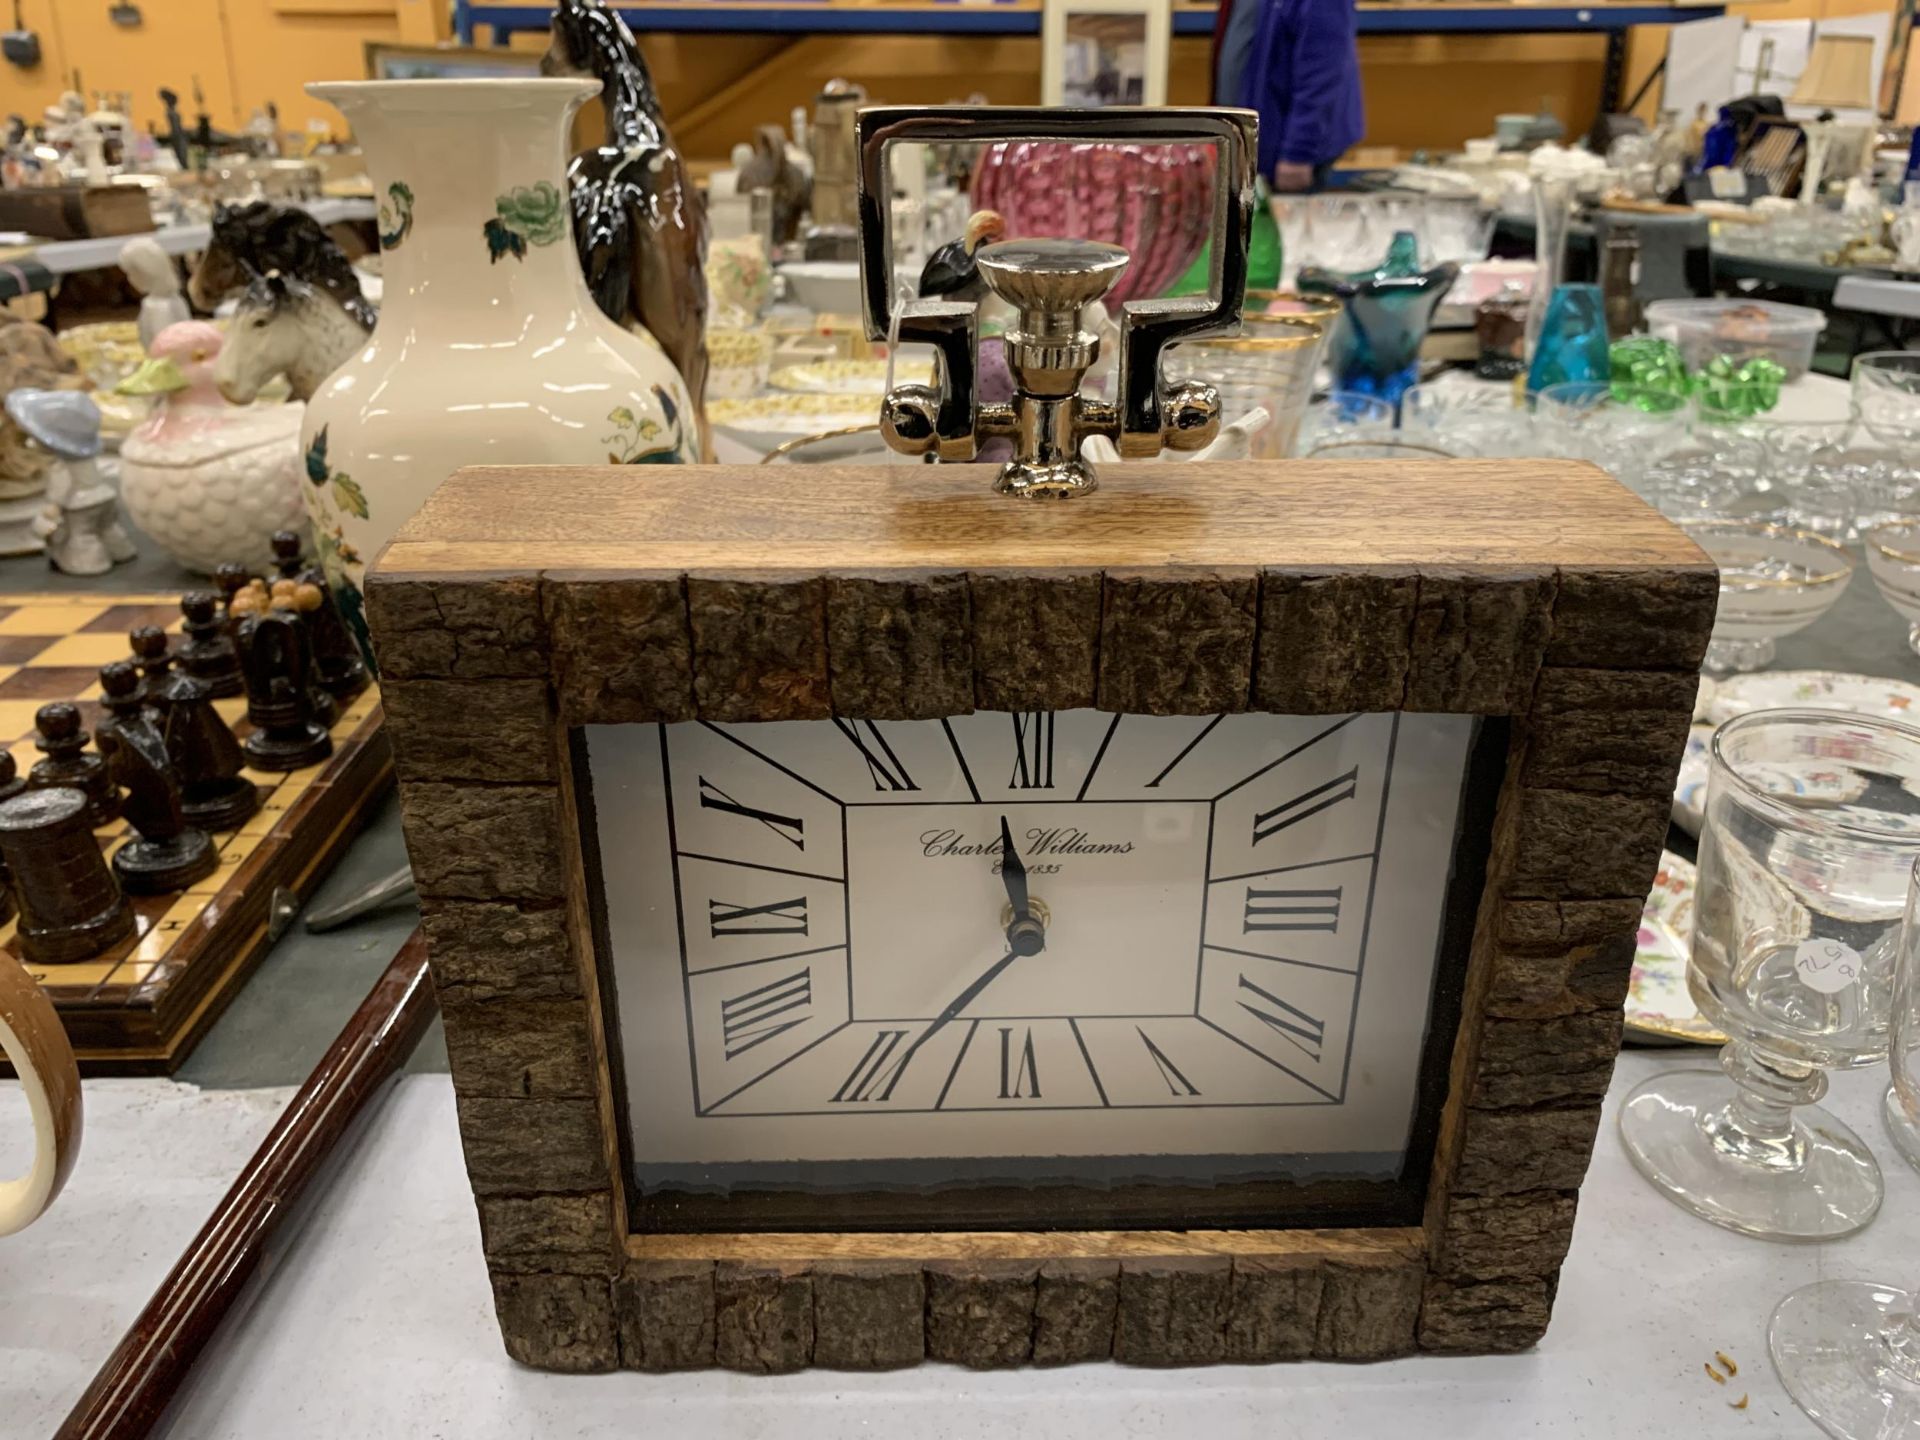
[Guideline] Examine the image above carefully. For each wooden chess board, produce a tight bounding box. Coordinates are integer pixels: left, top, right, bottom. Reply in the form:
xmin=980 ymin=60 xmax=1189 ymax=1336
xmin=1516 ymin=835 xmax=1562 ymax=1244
xmin=0 ymin=593 xmax=392 ymax=1075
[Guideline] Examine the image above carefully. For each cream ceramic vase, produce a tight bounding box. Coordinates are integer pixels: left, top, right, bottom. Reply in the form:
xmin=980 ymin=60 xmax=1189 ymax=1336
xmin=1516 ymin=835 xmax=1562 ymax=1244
xmin=302 ymin=78 xmax=696 ymax=651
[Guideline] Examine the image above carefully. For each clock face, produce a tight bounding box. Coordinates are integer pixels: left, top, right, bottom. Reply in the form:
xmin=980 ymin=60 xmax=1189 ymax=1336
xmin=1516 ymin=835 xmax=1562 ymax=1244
xmin=585 ymin=708 xmax=1492 ymax=1228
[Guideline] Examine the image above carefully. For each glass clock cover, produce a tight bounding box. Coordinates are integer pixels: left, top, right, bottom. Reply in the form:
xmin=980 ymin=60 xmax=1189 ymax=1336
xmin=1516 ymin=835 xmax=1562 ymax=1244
xmin=585 ymin=708 xmax=1493 ymax=1228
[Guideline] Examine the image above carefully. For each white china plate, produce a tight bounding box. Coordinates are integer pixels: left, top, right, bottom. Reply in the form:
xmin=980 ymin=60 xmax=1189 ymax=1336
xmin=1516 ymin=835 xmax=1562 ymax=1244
xmin=709 ymin=393 xmax=880 ymax=450
xmin=1627 ymin=852 xmax=1724 ymax=1045
xmin=770 ymin=359 xmax=897 ymax=395
xmin=1707 ymin=671 xmax=1920 ymax=725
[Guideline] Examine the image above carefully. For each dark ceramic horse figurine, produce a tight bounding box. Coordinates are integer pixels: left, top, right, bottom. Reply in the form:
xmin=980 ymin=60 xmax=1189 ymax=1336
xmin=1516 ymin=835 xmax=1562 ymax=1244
xmin=188 ymin=201 xmax=379 ymax=329
xmin=544 ymin=0 xmax=709 ymax=457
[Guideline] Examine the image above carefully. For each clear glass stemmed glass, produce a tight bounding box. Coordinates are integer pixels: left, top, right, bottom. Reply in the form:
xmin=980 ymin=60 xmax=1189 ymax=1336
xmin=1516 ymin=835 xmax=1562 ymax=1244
xmin=1620 ymin=710 xmax=1920 ymax=1240
xmin=1767 ymin=856 xmax=1920 ymax=1437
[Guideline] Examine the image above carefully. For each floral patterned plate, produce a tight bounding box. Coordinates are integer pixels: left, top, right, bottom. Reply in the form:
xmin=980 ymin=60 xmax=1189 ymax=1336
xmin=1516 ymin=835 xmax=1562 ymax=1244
xmin=770 ymin=359 xmax=902 ymax=395
xmin=710 ymin=392 xmax=880 ymax=447
xmin=1670 ymin=721 xmax=1872 ymax=836
xmin=1707 ymin=671 xmax=1920 ymax=725
xmin=1627 ymin=853 xmax=1724 ymax=1045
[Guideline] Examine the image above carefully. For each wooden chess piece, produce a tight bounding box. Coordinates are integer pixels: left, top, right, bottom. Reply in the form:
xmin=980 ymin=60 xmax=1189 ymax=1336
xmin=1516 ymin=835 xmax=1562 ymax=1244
xmin=128 ymin=625 xmax=177 ymax=722
xmin=94 ymin=661 xmax=217 ymax=894
xmin=214 ymin=563 xmax=253 ymax=638
xmin=0 ymin=751 xmax=24 ymax=805
xmin=0 ymin=752 xmax=21 ymax=926
xmin=107 ymin=657 xmax=258 ymax=833
xmin=27 ymin=702 xmax=120 ymax=827
xmin=270 ymin=530 xmax=369 ymax=703
xmin=233 ymin=598 xmax=333 ymax=773
xmin=0 ymin=787 xmax=135 ymax=963
xmin=263 ymin=579 xmax=338 ymax=729
xmin=176 ymin=591 xmax=244 ymax=700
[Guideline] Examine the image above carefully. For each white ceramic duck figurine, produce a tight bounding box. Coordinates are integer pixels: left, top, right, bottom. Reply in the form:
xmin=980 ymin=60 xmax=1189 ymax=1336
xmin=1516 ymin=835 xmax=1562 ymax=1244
xmin=116 ymin=321 xmax=307 ymax=574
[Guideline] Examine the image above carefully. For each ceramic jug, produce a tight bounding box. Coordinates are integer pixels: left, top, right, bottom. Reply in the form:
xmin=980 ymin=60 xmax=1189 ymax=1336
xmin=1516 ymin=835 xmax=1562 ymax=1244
xmin=302 ymin=78 xmax=697 ymax=655
xmin=0 ymin=948 xmax=82 ymax=1236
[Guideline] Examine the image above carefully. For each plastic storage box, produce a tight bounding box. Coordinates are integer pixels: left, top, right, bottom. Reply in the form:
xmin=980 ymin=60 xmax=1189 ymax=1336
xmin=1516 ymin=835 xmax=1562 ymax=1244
xmin=1644 ymin=299 xmax=1827 ymax=381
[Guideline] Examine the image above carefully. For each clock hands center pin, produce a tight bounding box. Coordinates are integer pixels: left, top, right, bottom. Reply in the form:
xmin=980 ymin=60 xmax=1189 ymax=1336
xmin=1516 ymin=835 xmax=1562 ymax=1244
xmin=998 ymin=814 xmax=1045 ymax=958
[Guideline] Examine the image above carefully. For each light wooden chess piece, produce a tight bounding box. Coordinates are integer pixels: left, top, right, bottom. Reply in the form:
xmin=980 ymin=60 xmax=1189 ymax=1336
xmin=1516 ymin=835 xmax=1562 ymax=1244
xmin=4 ymin=390 xmax=136 ymax=577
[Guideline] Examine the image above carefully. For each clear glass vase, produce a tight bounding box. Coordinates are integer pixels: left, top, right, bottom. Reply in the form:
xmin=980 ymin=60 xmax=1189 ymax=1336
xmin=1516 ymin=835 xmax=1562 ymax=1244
xmin=1524 ymin=176 xmax=1577 ymax=360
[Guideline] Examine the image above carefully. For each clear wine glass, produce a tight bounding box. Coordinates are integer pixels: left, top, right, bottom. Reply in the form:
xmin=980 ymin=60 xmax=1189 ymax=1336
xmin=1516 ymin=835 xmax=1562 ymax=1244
xmin=1767 ymin=856 xmax=1920 ymax=1437
xmin=1620 ymin=710 xmax=1920 ymax=1240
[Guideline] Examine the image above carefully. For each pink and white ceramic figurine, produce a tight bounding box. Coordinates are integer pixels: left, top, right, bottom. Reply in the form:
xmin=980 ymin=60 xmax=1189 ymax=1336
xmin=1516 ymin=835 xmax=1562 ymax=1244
xmin=117 ymin=320 xmax=307 ymax=574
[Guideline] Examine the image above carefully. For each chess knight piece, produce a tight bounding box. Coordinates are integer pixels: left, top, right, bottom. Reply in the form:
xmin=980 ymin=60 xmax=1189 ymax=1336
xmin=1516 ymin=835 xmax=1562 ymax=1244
xmin=95 ymin=662 xmax=217 ymax=894
xmin=112 ymin=643 xmax=259 ymax=832
xmin=271 ymin=530 xmax=368 ymax=702
xmin=27 ymin=703 xmax=120 ymax=827
xmin=0 ymin=788 xmax=134 ymax=964
xmin=233 ymin=598 xmax=333 ymax=772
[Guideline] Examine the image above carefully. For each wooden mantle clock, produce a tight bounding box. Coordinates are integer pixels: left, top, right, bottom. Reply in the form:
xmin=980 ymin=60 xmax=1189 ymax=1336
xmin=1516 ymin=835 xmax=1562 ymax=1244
xmin=363 ymin=107 xmax=1715 ymax=1375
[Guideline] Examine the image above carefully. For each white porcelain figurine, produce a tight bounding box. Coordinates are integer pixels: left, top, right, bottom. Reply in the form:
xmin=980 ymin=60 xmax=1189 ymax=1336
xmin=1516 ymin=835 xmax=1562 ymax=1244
xmin=118 ymin=237 xmax=193 ymax=352
xmin=4 ymin=390 xmax=137 ymax=576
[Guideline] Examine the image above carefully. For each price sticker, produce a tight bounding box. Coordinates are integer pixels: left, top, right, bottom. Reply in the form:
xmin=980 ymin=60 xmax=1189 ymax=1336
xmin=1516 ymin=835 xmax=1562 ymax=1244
xmin=1794 ymin=939 xmax=1863 ymax=996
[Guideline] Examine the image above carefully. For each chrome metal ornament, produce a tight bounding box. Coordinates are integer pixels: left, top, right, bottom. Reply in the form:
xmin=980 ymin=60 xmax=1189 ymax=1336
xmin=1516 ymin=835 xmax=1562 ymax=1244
xmin=856 ymin=105 xmax=1257 ymax=497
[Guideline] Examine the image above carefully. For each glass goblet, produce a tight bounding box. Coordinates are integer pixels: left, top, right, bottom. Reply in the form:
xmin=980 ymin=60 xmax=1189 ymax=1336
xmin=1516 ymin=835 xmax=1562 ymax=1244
xmin=1164 ymin=329 xmax=1323 ymax=460
xmin=1399 ymin=382 xmax=1531 ymax=458
xmin=1767 ymin=857 xmax=1920 ymax=1438
xmin=1853 ymin=351 xmax=1920 ymax=452
xmin=1619 ymin=710 xmax=1920 ymax=1240
xmin=1864 ymin=519 xmax=1920 ymax=659
xmin=1535 ymin=382 xmax=1688 ymax=494
xmin=1298 ymin=390 xmax=1395 ymax=455
xmin=1680 ymin=520 xmax=1854 ymax=674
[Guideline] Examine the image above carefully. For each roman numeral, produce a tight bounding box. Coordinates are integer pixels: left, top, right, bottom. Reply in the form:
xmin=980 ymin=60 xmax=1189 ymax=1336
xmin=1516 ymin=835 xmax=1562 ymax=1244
xmin=1009 ymin=712 xmax=1055 ymax=789
xmin=720 ymin=968 xmax=812 ymax=1059
xmin=833 ymin=718 xmax=917 ymax=792
xmin=831 ymin=1029 xmax=912 ymax=1102
xmin=998 ymin=1026 xmax=1041 ymax=1099
xmin=1243 ymin=886 xmax=1342 ymax=934
xmin=698 ymin=777 xmax=805 ymax=850
xmin=707 ymin=896 xmax=808 ymax=937
xmin=1251 ymin=767 xmax=1358 ymax=845
xmin=1237 ymin=975 xmax=1326 ymax=1063
xmin=1137 ymin=1026 xmax=1199 ymax=1096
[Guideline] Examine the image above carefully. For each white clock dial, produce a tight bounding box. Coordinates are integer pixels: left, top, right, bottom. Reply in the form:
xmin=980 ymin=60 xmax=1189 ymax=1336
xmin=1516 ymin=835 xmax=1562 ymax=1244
xmin=587 ymin=708 xmax=1482 ymax=1193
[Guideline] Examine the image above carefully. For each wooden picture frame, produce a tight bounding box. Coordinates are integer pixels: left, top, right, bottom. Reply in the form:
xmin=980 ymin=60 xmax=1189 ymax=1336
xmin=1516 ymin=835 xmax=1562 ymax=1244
xmin=1041 ymin=0 xmax=1172 ymax=108
xmin=363 ymin=42 xmax=544 ymax=81
xmin=366 ymin=458 xmax=1713 ymax=1374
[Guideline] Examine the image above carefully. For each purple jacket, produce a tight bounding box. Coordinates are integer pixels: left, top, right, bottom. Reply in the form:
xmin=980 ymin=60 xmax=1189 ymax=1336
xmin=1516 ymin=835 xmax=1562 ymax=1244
xmin=1241 ymin=0 xmax=1364 ymax=173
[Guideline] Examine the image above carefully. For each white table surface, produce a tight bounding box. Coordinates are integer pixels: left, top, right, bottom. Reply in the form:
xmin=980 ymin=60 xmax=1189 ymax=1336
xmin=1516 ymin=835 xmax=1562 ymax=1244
xmin=4 ymin=1049 xmax=1913 ymax=1438
xmin=29 ymin=198 xmax=377 ymax=276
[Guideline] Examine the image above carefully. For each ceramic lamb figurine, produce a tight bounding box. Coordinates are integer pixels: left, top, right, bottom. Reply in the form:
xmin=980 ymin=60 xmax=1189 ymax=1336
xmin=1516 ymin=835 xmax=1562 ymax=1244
xmin=119 ymin=238 xmax=193 ymax=352
xmin=4 ymin=389 xmax=137 ymax=576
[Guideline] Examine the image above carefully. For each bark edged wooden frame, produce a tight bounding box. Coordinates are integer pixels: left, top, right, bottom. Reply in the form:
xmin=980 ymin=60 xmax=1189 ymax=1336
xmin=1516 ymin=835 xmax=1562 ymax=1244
xmin=366 ymin=458 xmax=1715 ymax=1375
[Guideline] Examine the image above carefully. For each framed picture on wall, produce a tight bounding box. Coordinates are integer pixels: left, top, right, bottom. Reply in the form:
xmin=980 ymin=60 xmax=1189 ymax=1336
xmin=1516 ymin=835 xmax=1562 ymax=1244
xmin=363 ymin=43 xmax=543 ymax=80
xmin=1042 ymin=0 xmax=1171 ymax=108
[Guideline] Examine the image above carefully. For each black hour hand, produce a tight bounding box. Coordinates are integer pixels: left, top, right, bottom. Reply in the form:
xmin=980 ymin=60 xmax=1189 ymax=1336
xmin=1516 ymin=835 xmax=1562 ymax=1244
xmin=998 ymin=816 xmax=1044 ymax=956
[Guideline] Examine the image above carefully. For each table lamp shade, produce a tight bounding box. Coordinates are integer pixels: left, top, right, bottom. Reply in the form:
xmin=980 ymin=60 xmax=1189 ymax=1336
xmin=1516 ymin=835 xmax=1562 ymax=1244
xmin=1790 ymin=32 xmax=1878 ymax=110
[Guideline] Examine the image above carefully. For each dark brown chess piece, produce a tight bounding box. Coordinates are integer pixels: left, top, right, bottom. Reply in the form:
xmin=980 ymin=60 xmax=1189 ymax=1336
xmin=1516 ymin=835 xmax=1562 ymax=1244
xmin=94 ymin=661 xmax=217 ymax=894
xmin=128 ymin=625 xmax=177 ymax=721
xmin=176 ymin=591 xmax=245 ymax=700
xmin=262 ymin=579 xmax=337 ymax=728
xmin=234 ymin=598 xmax=333 ymax=772
xmin=0 ymin=752 xmax=22 ymax=926
xmin=27 ymin=703 xmax=120 ymax=827
xmin=106 ymin=657 xmax=258 ymax=832
xmin=0 ymin=787 xmax=135 ymax=963
xmin=270 ymin=530 xmax=369 ymax=703
xmin=214 ymin=562 xmax=253 ymax=639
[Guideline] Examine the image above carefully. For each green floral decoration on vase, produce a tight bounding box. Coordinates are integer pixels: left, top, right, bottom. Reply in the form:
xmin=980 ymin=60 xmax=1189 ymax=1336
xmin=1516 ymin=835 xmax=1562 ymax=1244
xmin=377 ymin=181 xmax=414 ymax=252
xmin=603 ymin=400 xmax=683 ymax=464
xmin=483 ymin=182 xmax=567 ymax=264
